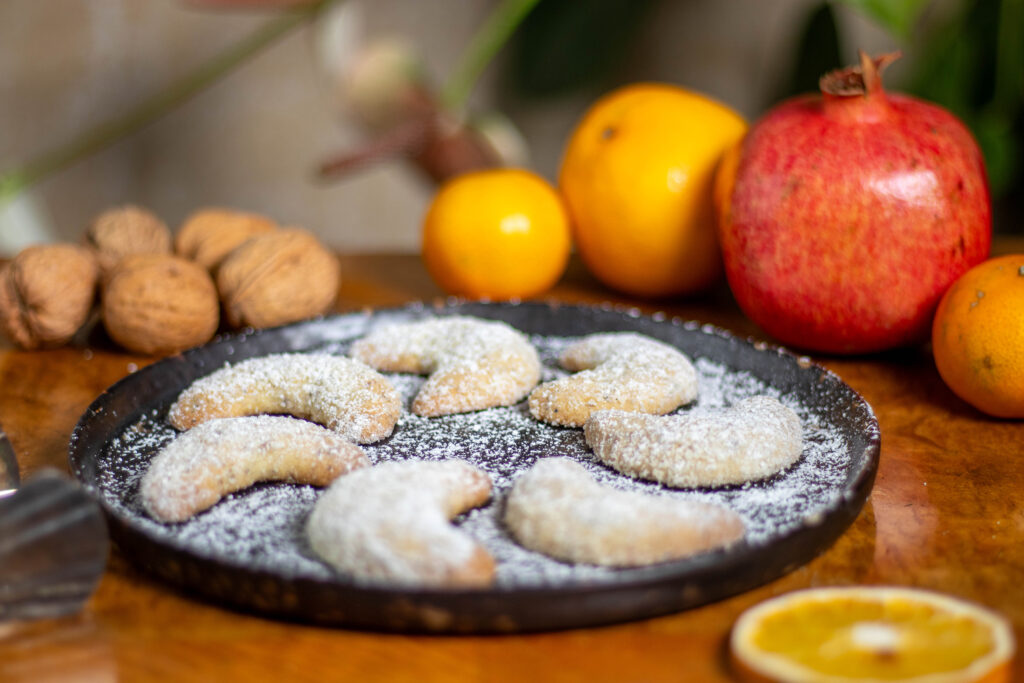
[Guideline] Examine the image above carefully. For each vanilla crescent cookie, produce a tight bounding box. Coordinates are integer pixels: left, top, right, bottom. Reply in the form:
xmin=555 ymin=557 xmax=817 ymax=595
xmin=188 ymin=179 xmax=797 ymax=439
xmin=349 ymin=316 xmax=541 ymax=417
xmin=528 ymin=332 xmax=698 ymax=427
xmin=504 ymin=458 xmax=745 ymax=567
xmin=141 ymin=415 xmax=369 ymax=522
xmin=584 ymin=395 xmax=803 ymax=488
xmin=167 ymin=353 xmax=401 ymax=443
xmin=306 ymin=459 xmax=495 ymax=587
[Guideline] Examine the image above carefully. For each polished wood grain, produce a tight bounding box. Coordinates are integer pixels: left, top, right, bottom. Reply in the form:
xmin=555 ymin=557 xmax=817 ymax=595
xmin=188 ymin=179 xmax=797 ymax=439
xmin=1 ymin=244 xmax=1022 ymax=682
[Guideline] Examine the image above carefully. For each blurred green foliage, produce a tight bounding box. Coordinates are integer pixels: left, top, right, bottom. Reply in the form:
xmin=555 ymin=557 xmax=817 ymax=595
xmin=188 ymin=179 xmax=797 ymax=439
xmin=901 ymin=0 xmax=1024 ymax=199
xmin=776 ymin=0 xmax=1023 ymax=230
xmin=504 ymin=0 xmax=1023 ymax=226
xmin=779 ymin=3 xmax=842 ymax=99
xmin=805 ymin=0 xmax=1024 ymax=203
xmin=841 ymin=0 xmax=932 ymax=39
xmin=508 ymin=0 xmax=656 ymax=97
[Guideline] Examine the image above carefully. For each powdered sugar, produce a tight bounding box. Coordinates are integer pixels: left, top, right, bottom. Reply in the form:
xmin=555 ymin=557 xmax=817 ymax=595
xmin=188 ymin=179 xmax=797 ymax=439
xmin=584 ymin=396 xmax=803 ymax=488
xmin=529 ymin=332 xmax=699 ymax=427
xmin=168 ymin=353 xmax=401 ymax=443
xmin=92 ymin=322 xmax=867 ymax=589
xmin=307 ymin=460 xmax=492 ymax=586
xmin=504 ymin=457 xmax=745 ymax=567
xmin=141 ymin=415 xmax=368 ymax=522
xmin=351 ymin=316 xmax=541 ymax=417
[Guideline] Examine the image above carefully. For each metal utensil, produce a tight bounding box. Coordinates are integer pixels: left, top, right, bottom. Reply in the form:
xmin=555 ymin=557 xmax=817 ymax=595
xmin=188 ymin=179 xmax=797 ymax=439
xmin=0 ymin=425 xmax=19 ymax=497
xmin=0 ymin=467 xmax=109 ymax=621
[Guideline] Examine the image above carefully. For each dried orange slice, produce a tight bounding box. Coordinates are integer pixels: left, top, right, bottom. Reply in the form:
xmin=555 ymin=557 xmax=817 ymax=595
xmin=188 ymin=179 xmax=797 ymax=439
xmin=730 ymin=587 xmax=1015 ymax=683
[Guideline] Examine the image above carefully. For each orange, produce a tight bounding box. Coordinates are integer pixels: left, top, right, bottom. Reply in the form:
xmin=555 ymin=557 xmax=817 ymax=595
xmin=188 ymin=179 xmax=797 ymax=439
xmin=932 ymin=254 xmax=1024 ymax=418
xmin=559 ymin=83 xmax=747 ymax=298
xmin=421 ymin=168 xmax=570 ymax=300
xmin=731 ymin=586 xmax=1015 ymax=683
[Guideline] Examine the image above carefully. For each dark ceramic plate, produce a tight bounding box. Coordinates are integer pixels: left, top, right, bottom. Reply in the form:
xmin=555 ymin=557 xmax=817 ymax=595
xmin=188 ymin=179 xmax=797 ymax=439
xmin=69 ymin=302 xmax=879 ymax=633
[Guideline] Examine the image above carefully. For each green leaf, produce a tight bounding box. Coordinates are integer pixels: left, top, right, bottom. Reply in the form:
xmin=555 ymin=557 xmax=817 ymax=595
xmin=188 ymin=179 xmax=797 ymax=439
xmin=992 ymin=0 xmax=1024 ymax=111
xmin=835 ymin=0 xmax=931 ymax=40
xmin=507 ymin=0 xmax=657 ymax=98
xmin=902 ymin=0 xmax=1024 ymax=200
xmin=776 ymin=2 xmax=843 ymax=101
xmin=911 ymin=34 xmax=980 ymax=121
xmin=973 ymin=111 xmax=1018 ymax=197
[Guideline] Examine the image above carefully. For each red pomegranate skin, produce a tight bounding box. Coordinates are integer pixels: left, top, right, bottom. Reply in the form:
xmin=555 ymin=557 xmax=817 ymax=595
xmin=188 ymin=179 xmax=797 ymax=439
xmin=717 ymin=70 xmax=991 ymax=354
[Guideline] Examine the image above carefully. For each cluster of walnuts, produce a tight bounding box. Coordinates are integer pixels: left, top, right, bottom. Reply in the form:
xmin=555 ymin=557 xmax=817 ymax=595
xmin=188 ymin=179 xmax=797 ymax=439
xmin=0 ymin=205 xmax=341 ymax=355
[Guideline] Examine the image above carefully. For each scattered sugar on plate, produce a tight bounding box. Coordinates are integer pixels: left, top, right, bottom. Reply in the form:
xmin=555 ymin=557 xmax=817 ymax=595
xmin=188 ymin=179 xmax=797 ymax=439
xmin=94 ymin=331 xmax=864 ymax=588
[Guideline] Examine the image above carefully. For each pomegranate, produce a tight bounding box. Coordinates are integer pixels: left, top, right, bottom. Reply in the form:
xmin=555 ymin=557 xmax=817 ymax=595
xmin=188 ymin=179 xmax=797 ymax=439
xmin=715 ymin=52 xmax=991 ymax=354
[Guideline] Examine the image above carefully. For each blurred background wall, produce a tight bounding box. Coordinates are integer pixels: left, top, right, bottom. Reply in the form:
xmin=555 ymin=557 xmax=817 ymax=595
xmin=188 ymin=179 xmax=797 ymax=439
xmin=2 ymin=0 xmax=1011 ymax=255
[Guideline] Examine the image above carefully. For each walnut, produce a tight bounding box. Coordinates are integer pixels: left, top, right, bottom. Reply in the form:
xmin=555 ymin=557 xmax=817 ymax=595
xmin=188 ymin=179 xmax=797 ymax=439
xmin=85 ymin=205 xmax=172 ymax=277
xmin=175 ymin=208 xmax=277 ymax=270
xmin=0 ymin=244 xmax=99 ymax=349
xmin=217 ymin=228 xmax=340 ymax=329
xmin=102 ymin=254 xmax=219 ymax=355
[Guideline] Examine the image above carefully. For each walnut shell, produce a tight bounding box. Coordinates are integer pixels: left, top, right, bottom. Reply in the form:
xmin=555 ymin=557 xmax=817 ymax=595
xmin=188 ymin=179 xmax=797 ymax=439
xmin=0 ymin=244 xmax=99 ymax=349
xmin=102 ymin=254 xmax=219 ymax=355
xmin=217 ymin=228 xmax=340 ymax=329
xmin=85 ymin=205 xmax=171 ymax=277
xmin=175 ymin=208 xmax=277 ymax=270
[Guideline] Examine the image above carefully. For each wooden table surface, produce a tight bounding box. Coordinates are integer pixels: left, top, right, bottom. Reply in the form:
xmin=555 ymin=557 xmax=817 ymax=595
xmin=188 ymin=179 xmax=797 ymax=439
xmin=1 ymin=248 xmax=1022 ymax=682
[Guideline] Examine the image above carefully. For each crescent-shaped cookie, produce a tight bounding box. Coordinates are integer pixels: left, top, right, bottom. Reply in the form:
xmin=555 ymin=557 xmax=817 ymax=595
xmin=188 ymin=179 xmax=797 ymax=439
xmin=141 ymin=415 xmax=369 ymax=522
xmin=349 ymin=316 xmax=541 ymax=417
xmin=528 ymin=332 xmax=698 ymax=427
xmin=504 ymin=457 xmax=745 ymax=567
xmin=306 ymin=459 xmax=495 ymax=587
xmin=584 ymin=395 xmax=803 ymax=488
xmin=167 ymin=353 xmax=401 ymax=444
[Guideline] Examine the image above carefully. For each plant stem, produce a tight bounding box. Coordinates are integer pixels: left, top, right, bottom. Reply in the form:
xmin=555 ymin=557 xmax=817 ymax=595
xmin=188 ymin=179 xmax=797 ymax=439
xmin=0 ymin=0 xmax=336 ymax=207
xmin=440 ymin=0 xmax=542 ymax=114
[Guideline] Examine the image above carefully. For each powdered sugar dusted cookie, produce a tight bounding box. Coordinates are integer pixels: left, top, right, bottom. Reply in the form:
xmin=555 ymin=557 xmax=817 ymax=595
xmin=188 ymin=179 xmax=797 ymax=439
xmin=584 ymin=395 xmax=803 ymax=488
xmin=504 ymin=457 xmax=744 ymax=567
xmin=307 ymin=459 xmax=495 ymax=587
xmin=142 ymin=415 xmax=369 ymax=522
xmin=528 ymin=332 xmax=698 ymax=427
xmin=349 ymin=316 xmax=541 ymax=417
xmin=167 ymin=353 xmax=401 ymax=443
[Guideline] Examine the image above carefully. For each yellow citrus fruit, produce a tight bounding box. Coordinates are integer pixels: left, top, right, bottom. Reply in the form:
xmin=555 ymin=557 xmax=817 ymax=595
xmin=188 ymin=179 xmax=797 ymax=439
xmin=559 ymin=83 xmax=747 ymax=298
xmin=932 ymin=254 xmax=1024 ymax=418
xmin=422 ymin=168 xmax=571 ymax=300
xmin=730 ymin=587 xmax=1015 ymax=683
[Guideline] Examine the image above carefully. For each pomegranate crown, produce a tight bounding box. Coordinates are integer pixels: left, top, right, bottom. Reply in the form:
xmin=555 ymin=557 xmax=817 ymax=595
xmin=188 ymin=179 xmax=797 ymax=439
xmin=819 ymin=50 xmax=901 ymax=97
